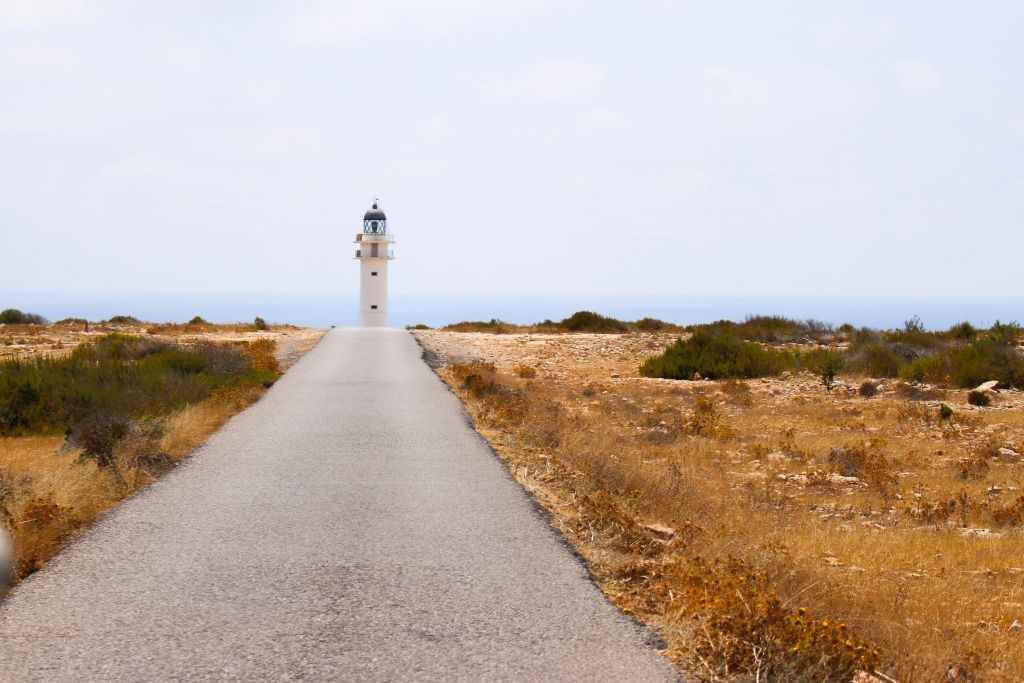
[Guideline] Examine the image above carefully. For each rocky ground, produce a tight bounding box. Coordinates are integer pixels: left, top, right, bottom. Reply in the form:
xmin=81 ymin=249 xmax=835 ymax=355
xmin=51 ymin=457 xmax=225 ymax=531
xmin=417 ymin=329 xmax=1024 ymax=408
xmin=415 ymin=329 xmax=1024 ymax=681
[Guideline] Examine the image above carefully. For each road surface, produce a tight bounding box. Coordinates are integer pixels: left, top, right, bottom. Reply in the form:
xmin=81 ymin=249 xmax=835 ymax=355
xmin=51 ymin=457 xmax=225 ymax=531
xmin=0 ymin=328 xmax=679 ymax=681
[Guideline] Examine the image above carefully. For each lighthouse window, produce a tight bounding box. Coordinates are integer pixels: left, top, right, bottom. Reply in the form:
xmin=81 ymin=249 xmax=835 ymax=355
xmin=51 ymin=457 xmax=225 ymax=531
xmin=371 ymin=305 xmax=378 ymax=310
xmin=371 ymin=271 xmax=378 ymax=276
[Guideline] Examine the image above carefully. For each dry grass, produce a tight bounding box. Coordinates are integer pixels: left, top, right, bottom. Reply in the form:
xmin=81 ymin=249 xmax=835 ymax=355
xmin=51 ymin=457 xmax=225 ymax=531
xmin=418 ymin=331 xmax=1024 ymax=682
xmin=0 ymin=387 xmax=265 ymax=583
xmin=0 ymin=327 xmax=322 ymax=588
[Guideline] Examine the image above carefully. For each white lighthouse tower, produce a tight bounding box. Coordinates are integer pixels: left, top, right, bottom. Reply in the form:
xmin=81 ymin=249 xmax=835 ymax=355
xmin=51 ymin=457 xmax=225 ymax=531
xmin=354 ymin=199 xmax=395 ymax=326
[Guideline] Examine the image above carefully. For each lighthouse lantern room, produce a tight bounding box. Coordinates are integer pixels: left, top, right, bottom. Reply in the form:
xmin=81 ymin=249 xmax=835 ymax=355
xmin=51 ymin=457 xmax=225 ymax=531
xmin=354 ymin=199 xmax=396 ymax=326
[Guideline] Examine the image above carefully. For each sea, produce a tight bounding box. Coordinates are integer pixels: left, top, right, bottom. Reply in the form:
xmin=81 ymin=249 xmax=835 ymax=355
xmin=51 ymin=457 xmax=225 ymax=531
xmin=3 ymin=291 xmax=1023 ymax=332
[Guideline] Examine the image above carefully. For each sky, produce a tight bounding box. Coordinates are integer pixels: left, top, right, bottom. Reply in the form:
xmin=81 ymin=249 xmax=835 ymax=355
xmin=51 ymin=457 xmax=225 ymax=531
xmin=2 ymin=1 xmax=1023 ymax=311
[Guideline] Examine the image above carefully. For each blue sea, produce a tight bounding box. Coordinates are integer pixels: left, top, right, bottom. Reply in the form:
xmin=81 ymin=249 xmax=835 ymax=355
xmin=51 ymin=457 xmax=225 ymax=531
xmin=2 ymin=291 xmax=1022 ymax=332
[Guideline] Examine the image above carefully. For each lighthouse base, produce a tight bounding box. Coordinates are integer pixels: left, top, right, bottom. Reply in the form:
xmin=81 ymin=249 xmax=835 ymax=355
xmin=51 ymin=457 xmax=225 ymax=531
xmin=360 ymin=310 xmax=388 ymax=327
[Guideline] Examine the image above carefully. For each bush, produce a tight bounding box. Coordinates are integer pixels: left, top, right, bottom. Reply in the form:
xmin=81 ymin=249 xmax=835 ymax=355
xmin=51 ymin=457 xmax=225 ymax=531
xmin=54 ymin=318 xmax=88 ymax=326
xmin=254 ymin=316 xmax=268 ymax=331
xmin=559 ymin=311 xmax=629 ymax=333
xmin=967 ymin=390 xmax=991 ymax=407
xmin=734 ymin=315 xmax=833 ymax=343
xmin=845 ymin=343 xmax=904 ymax=378
xmin=639 ymin=330 xmax=790 ymax=380
xmin=188 ymin=316 xmax=210 ymax=326
xmin=900 ymin=353 xmax=951 ymax=384
xmin=0 ymin=334 xmax=277 ymax=436
xmin=988 ymin=320 xmax=1021 ymax=346
xmin=67 ymin=413 xmax=133 ymax=469
xmin=827 ymin=443 xmax=897 ymax=497
xmin=633 ymin=317 xmax=676 ymax=332
xmin=686 ymin=396 xmax=724 ymax=437
xmin=0 ymin=309 xmax=47 ymax=325
xmin=514 ymin=364 xmax=537 ymax=379
xmin=939 ymin=403 xmax=954 ymax=420
xmin=105 ymin=315 xmax=142 ymax=325
xmin=818 ymin=355 xmax=840 ymax=393
xmin=443 ymin=319 xmax=513 ymax=333
xmin=947 ymin=336 xmax=1024 ymax=389
xmin=948 ymin=321 xmax=977 ymax=341
xmin=858 ymin=381 xmax=879 ymax=397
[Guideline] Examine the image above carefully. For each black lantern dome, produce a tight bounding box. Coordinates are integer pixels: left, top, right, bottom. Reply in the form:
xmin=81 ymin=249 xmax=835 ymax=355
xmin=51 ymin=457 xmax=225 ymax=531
xmin=363 ymin=201 xmax=387 ymax=234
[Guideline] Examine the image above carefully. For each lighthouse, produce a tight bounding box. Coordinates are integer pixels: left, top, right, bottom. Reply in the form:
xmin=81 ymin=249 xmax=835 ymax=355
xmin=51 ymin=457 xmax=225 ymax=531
xmin=354 ymin=199 xmax=395 ymax=326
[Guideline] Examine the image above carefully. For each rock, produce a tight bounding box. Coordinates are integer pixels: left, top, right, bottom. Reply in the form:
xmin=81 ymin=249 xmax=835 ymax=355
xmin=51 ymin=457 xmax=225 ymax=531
xmin=692 ymin=372 xmax=702 ymax=381
xmin=960 ymin=527 xmax=1000 ymax=538
xmin=946 ymin=662 xmax=976 ymax=681
xmin=643 ymin=522 xmax=675 ymax=539
xmin=1009 ymin=620 xmax=1022 ymax=632
xmin=998 ymin=447 xmax=1021 ymax=458
xmin=974 ymin=380 xmax=999 ymax=392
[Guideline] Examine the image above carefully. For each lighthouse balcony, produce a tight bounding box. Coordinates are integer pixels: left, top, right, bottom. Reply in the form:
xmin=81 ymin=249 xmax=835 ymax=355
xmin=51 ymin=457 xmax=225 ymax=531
xmin=354 ymin=249 xmax=396 ymax=260
xmin=354 ymin=233 xmax=396 ymax=244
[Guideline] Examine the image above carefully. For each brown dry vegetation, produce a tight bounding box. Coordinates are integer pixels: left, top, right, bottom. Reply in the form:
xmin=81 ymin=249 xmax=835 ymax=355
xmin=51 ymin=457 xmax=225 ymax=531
xmin=416 ymin=330 xmax=1024 ymax=682
xmin=0 ymin=323 xmax=322 ymax=585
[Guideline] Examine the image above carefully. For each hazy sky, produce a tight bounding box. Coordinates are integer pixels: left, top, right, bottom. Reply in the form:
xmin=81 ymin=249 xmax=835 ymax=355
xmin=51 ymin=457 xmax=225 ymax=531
xmin=3 ymin=1 xmax=1022 ymax=302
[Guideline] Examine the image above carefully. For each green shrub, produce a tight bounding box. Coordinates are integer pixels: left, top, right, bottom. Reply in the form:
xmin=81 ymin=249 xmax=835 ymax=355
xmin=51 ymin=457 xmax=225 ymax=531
xmin=188 ymin=315 xmax=210 ymax=326
xmin=939 ymin=403 xmax=954 ymax=420
xmin=54 ymin=318 xmax=88 ymax=326
xmin=947 ymin=321 xmax=977 ymax=341
xmin=443 ymin=319 xmax=513 ymax=333
xmin=0 ymin=309 xmax=47 ymax=325
xmin=987 ymin=320 xmax=1021 ymax=346
xmin=736 ymin=315 xmax=805 ymax=342
xmin=843 ymin=343 xmax=903 ymax=378
xmin=819 ymin=356 xmax=840 ymax=393
xmin=639 ymin=330 xmax=790 ymax=380
xmin=903 ymin=315 xmax=925 ymax=334
xmin=254 ymin=316 xmax=268 ymax=331
xmin=105 ymin=315 xmax=142 ymax=325
xmin=947 ymin=336 xmax=1024 ymax=389
xmin=559 ymin=311 xmax=629 ymax=333
xmin=0 ymin=334 xmax=276 ymax=436
xmin=633 ymin=317 xmax=677 ymax=332
xmin=900 ymin=354 xmax=951 ymax=384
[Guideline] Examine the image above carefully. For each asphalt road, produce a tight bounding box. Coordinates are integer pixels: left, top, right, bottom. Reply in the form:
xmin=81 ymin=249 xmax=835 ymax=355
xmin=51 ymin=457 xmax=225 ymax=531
xmin=0 ymin=328 xmax=680 ymax=682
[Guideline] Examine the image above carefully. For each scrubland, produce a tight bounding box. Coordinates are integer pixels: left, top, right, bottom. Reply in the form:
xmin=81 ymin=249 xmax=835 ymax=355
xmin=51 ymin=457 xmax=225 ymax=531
xmin=416 ymin=316 xmax=1024 ymax=682
xmin=0 ymin=316 xmax=321 ymax=585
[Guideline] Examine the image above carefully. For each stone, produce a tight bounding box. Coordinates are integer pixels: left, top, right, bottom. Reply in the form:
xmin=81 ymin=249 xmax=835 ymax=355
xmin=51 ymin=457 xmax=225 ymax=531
xmin=643 ymin=522 xmax=675 ymax=539
xmin=974 ymin=380 xmax=999 ymax=392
